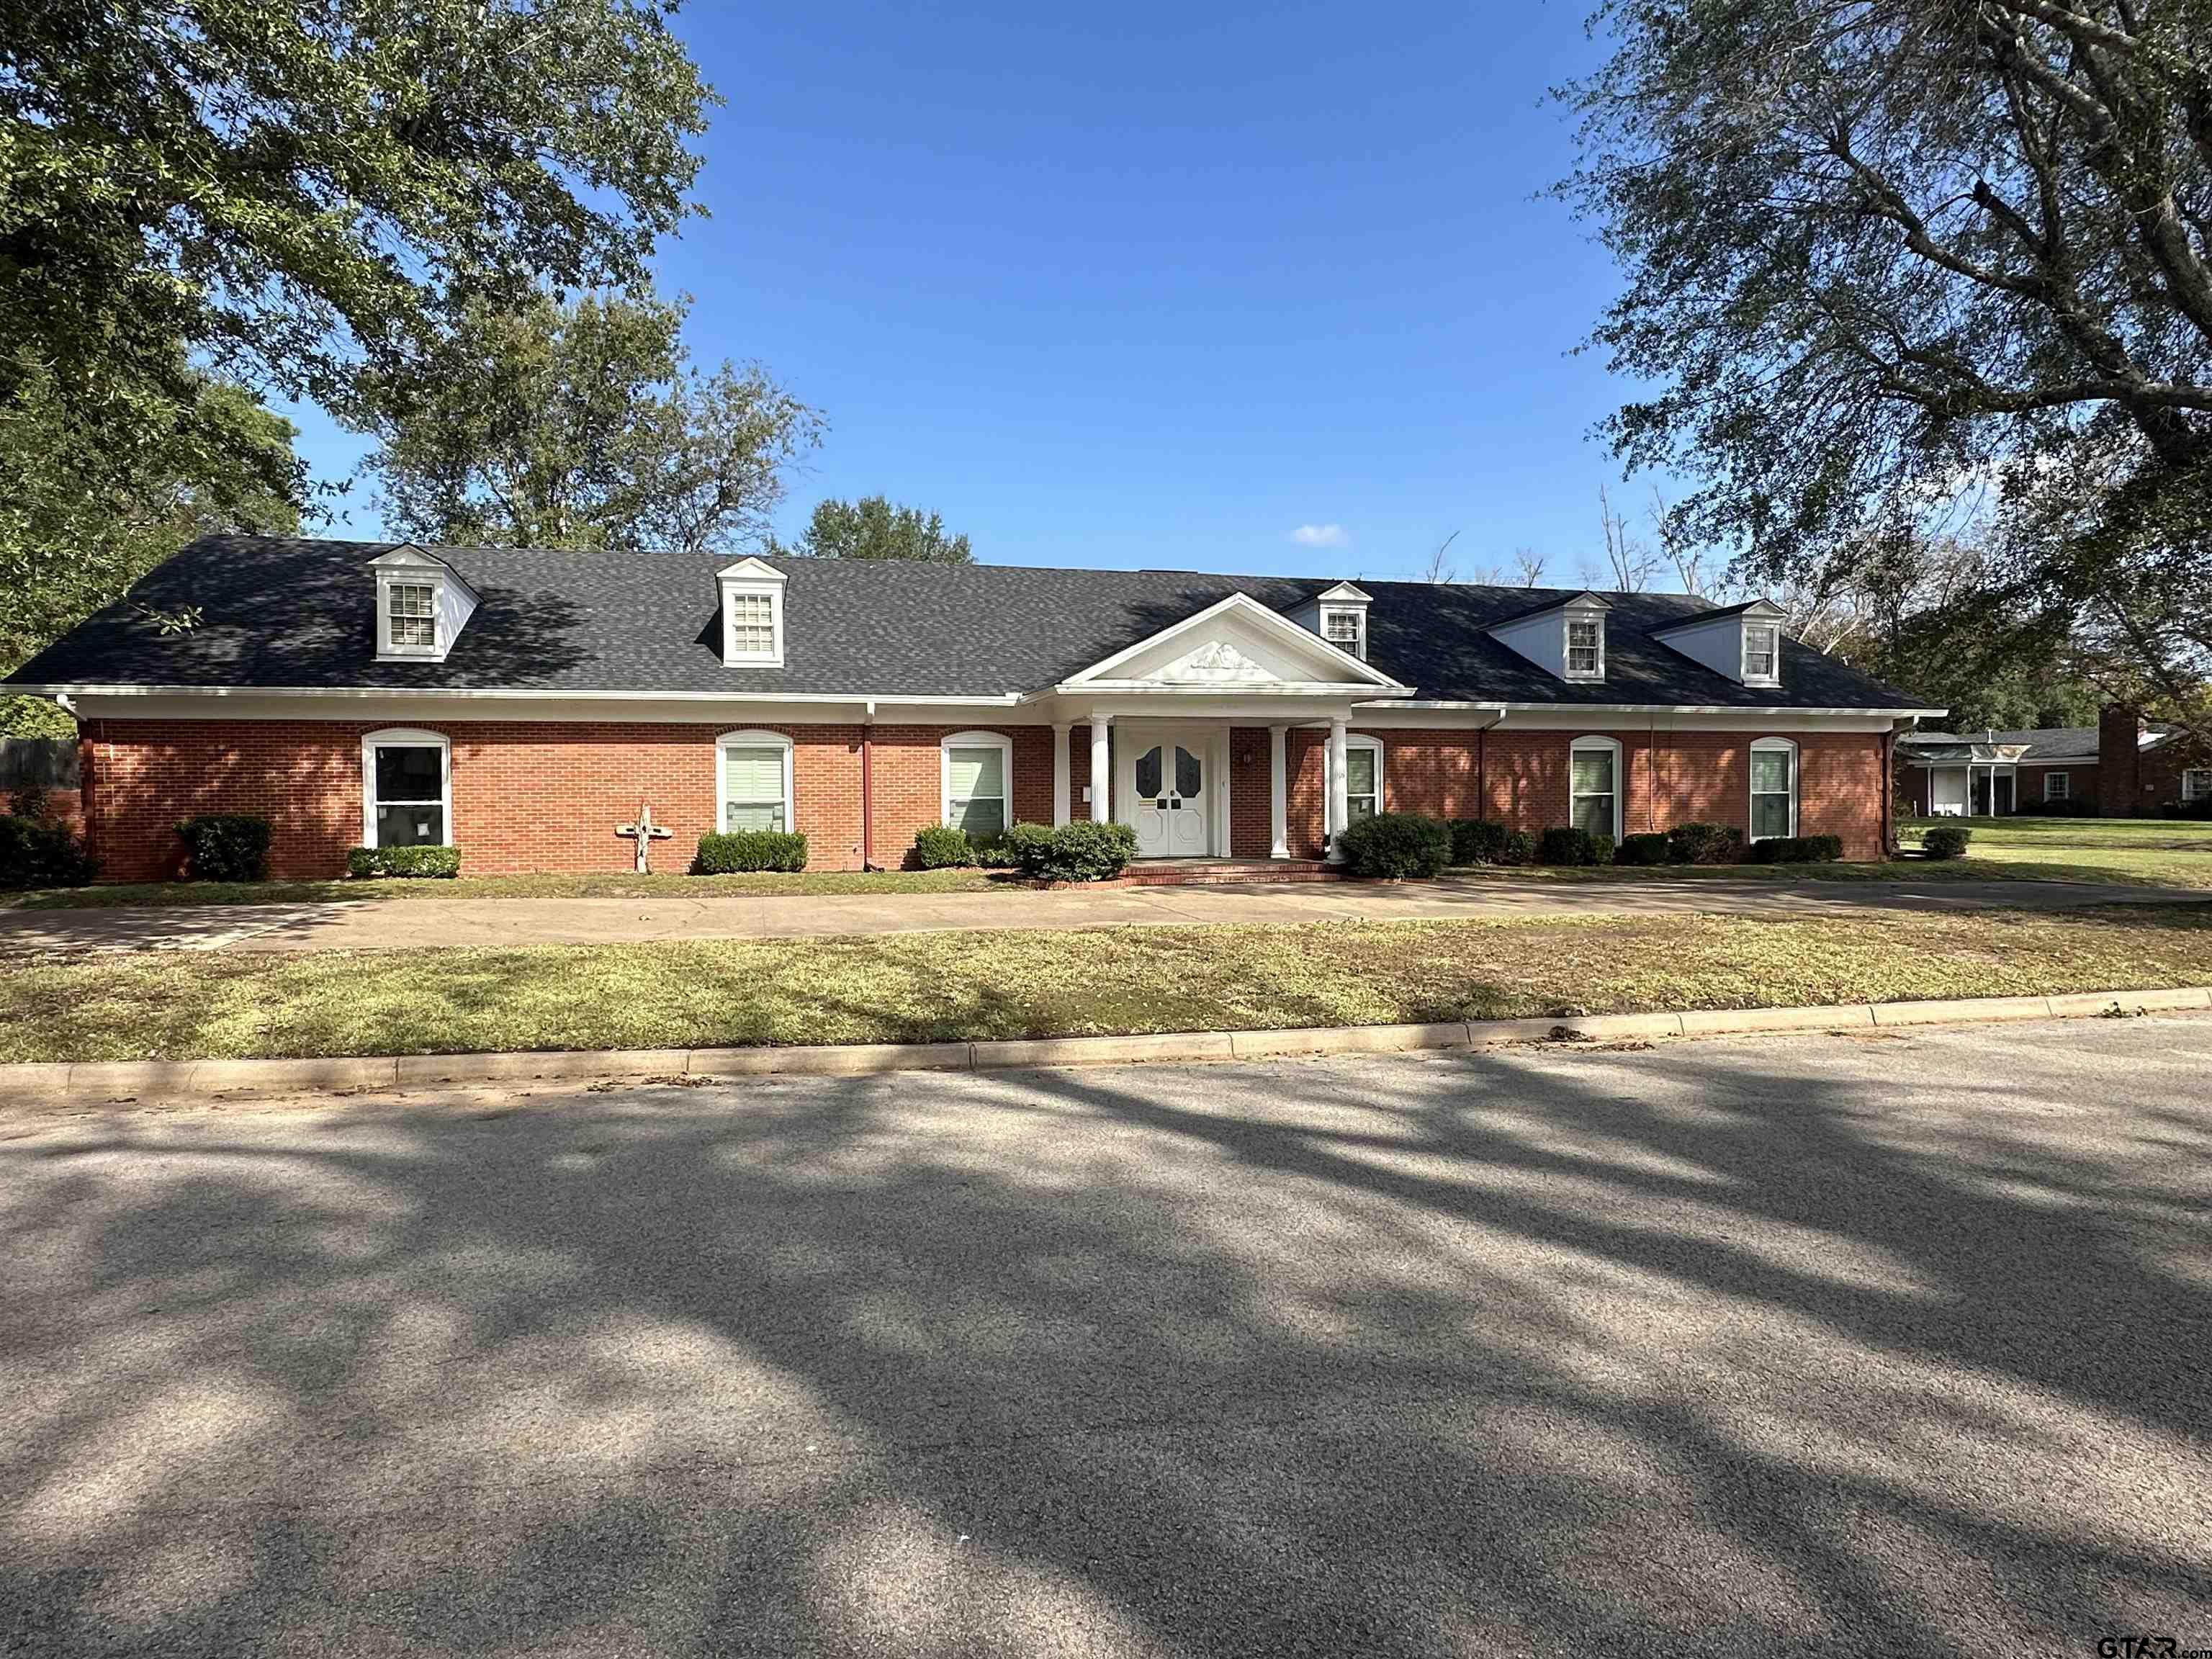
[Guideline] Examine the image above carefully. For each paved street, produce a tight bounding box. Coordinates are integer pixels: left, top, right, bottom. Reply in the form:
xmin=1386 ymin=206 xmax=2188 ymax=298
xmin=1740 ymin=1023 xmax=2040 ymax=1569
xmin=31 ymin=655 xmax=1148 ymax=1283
xmin=3 ymin=1016 xmax=2208 ymax=1656
xmin=1 ymin=872 xmax=2203 ymax=954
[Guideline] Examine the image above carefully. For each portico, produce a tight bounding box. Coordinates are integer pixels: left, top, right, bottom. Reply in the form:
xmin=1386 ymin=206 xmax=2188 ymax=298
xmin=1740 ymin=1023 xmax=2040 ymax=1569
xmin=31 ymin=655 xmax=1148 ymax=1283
xmin=1027 ymin=593 xmax=1410 ymax=860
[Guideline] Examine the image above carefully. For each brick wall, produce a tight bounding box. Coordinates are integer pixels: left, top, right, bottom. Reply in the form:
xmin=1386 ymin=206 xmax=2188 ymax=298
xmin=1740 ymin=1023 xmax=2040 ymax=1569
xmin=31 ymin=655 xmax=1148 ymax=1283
xmin=2102 ymin=706 xmax=2210 ymax=814
xmin=75 ymin=716 xmax=1892 ymax=880
xmin=79 ymin=719 xmax=1055 ymax=881
xmin=1277 ymin=727 xmax=1887 ymax=860
xmin=2027 ymin=762 xmax=2097 ymax=811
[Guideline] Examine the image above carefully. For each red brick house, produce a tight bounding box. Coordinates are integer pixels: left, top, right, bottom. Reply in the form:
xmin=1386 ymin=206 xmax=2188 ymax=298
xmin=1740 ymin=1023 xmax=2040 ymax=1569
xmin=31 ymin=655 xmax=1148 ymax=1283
xmin=5 ymin=537 xmax=1941 ymax=880
xmin=1897 ymin=706 xmax=2211 ymax=817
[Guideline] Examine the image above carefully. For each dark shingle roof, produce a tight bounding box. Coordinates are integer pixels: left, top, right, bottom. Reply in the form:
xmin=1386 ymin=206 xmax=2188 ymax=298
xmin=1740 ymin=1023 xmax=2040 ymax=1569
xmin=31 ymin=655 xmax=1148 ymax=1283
xmin=1901 ymin=727 xmax=2101 ymax=760
xmin=6 ymin=535 xmax=1931 ymax=710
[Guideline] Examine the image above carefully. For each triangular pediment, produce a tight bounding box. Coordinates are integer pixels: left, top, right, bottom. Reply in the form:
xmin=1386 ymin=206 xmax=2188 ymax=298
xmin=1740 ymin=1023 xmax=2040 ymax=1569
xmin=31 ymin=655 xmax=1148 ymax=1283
xmin=365 ymin=542 xmax=477 ymax=601
xmin=366 ymin=542 xmax=448 ymax=571
xmin=1058 ymin=593 xmax=1406 ymax=691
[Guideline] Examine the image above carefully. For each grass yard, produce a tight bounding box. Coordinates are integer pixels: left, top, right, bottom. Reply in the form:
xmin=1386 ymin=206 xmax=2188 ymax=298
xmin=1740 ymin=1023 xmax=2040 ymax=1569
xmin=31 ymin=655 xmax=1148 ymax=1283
xmin=1899 ymin=814 xmax=2212 ymax=889
xmin=4 ymin=906 xmax=2208 ymax=1064
xmin=8 ymin=816 xmax=2210 ymax=912
xmin=0 ymin=866 xmax=1003 ymax=909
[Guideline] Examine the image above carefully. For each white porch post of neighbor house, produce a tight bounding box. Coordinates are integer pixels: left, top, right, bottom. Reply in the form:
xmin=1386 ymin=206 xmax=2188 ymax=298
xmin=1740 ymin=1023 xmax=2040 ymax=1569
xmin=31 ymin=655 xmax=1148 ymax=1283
xmin=1268 ymin=724 xmax=1290 ymax=858
xmin=1089 ymin=715 xmax=1112 ymax=824
xmin=1051 ymin=722 xmax=1071 ymax=827
xmin=1326 ymin=718 xmax=1350 ymax=862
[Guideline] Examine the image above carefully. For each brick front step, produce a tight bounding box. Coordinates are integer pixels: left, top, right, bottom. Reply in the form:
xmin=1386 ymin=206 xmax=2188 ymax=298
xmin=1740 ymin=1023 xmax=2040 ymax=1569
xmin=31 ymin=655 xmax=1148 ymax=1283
xmin=1118 ymin=859 xmax=1346 ymax=886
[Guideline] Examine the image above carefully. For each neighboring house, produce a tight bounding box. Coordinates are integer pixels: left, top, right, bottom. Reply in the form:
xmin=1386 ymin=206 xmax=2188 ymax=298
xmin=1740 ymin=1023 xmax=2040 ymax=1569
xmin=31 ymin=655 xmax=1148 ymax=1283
xmin=4 ymin=536 xmax=1941 ymax=880
xmin=1898 ymin=706 xmax=2211 ymax=817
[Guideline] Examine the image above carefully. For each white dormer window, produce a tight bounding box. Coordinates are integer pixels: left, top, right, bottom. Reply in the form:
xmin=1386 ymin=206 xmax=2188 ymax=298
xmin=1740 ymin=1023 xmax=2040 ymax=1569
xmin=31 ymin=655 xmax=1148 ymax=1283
xmin=1565 ymin=615 xmax=1605 ymax=680
xmin=717 ymin=556 xmax=787 ymax=667
xmin=369 ymin=544 xmax=476 ymax=664
xmin=387 ymin=583 xmax=436 ymax=651
xmin=1743 ymin=624 xmax=1780 ymax=685
xmin=730 ymin=592 xmax=775 ymax=655
xmin=1647 ymin=598 xmax=1786 ymax=689
xmin=1321 ymin=606 xmax=1366 ymax=660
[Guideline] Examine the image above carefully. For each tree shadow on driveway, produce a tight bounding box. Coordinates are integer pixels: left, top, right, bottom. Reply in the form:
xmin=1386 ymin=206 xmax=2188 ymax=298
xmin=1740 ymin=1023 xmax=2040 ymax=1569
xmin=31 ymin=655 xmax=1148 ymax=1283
xmin=1 ymin=1020 xmax=2207 ymax=1657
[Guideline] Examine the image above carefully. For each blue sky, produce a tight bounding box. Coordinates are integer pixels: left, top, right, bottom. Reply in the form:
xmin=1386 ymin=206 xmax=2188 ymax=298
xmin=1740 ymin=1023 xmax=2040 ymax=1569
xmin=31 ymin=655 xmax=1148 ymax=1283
xmin=297 ymin=1 xmax=1653 ymax=586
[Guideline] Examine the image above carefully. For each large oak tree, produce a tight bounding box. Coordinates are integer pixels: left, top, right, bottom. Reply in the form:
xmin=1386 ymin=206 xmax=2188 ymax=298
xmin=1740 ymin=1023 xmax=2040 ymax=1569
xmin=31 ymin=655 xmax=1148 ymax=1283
xmin=0 ymin=0 xmax=714 ymax=688
xmin=1560 ymin=0 xmax=2212 ymax=738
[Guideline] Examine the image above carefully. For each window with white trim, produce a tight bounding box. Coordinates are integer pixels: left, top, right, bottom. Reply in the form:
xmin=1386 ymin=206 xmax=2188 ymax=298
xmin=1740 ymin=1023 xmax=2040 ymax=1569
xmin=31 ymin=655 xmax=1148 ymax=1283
xmin=1321 ymin=606 xmax=1367 ymax=661
xmin=943 ymin=732 xmax=1013 ymax=840
xmin=717 ymin=730 xmax=793 ymax=832
xmin=361 ymin=729 xmax=451 ymax=848
xmin=2185 ymin=768 xmax=2212 ymax=803
xmin=728 ymin=591 xmax=777 ymax=658
xmin=1749 ymin=737 xmax=1798 ymax=841
xmin=1344 ymin=735 xmax=1383 ymax=823
xmin=1565 ymin=615 xmax=1604 ymax=680
xmin=387 ymin=583 xmax=436 ymax=651
xmin=1568 ymin=737 xmax=1622 ymax=839
xmin=1743 ymin=624 xmax=1779 ymax=684
xmin=2044 ymin=770 xmax=2071 ymax=803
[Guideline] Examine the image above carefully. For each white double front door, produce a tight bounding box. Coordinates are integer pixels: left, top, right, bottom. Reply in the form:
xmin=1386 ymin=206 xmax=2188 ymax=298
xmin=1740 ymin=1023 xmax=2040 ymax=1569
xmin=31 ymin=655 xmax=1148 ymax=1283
xmin=1118 ymin=728 xmax=1210 ymax=858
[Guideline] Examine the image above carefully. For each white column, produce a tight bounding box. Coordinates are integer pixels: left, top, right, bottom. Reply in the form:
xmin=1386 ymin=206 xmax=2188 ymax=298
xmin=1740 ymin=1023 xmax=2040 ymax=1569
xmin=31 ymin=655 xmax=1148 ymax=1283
xmin=1051 ymin=722 xmax=1071 ymax=827
xmin=1326 ymin=718 xmax=1350 ymax=863
xmin=1089 ymin=715 xmax=1112 ymax=824
xmin=1268 ymin=725 xmax=1289 ymax=859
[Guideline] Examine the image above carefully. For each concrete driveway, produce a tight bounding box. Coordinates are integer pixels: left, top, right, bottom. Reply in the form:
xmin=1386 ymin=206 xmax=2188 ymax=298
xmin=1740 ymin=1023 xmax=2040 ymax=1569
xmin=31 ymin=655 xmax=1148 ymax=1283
xmin=2 ymin=872 xmax=2204 ymax=953
xmin=2 ymin=1016 xmax=2206 ymax=1656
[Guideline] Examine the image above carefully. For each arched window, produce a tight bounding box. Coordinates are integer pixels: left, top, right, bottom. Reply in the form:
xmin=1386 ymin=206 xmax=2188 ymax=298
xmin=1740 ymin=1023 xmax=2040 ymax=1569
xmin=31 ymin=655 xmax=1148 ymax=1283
xmin=1568 ymin=736 xmax=1622 ymax=840
xmin=361 ymin=729 xmax=451 ymax=848
xmin=1750 ymin=737 xmax=1799 ymax=841
xmin=942 ymin=731 xmax=1014 ymax=840
xmin=716 ymin=729 xmax=794 ymax=832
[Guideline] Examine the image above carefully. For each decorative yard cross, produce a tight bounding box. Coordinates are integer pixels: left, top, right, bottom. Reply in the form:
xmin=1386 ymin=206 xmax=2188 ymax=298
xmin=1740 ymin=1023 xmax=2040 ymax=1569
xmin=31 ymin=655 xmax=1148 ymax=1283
xmin=616 ymin=801 xmax=673 ymax=873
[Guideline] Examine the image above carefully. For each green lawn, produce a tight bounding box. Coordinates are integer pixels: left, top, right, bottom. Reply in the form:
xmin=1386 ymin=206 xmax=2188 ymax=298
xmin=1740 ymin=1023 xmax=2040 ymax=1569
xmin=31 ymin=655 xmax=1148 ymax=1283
xmin=1898 ymin=815 xmax=2212 ymax=889
xmin=4 ymin=907 xmax=2208 ymax=1064
xmin=0 ymin=867 xmax=1004 ymax=909
xmin=8 ymin=815 xmax=2210 ymax=910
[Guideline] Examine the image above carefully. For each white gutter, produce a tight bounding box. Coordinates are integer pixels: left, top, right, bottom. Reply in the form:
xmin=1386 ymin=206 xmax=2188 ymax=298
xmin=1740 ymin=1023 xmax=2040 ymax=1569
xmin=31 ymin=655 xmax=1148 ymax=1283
xmin=9 ymin=683 xmax=1025 ymax=708
xmin=1480 ymin=701 xmax=1951 ymax=718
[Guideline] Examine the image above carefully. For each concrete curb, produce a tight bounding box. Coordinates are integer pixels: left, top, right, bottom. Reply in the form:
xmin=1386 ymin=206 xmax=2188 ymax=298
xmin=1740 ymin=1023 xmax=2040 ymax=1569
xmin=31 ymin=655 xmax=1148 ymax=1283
xmin=8 ymin=986 xmax=2208 ymax=1106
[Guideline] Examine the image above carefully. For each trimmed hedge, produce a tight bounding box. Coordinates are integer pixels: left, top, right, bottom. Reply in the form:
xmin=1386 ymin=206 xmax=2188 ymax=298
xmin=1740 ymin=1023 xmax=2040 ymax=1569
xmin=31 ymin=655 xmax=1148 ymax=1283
xmin=1338 ymin=812 xmax=1451 ymax=879
xmin=348 ymin=845 xmax=462 ymax=879
xmin=0 ymin=814 xmax=99 ymax=889
xmin=1539 ymin=826 xmax=1614 ymax=867
xmin=1448 ymin=819 xmax=1537 ymax=867
xmin=1664 ymin=822 xmax=1744 ymax=866
xmin=1615 ymin=831 xmax=1671 ymax=866
xmin=1002 ymin=819 xmax=1137 ymax=881
xmin=909 ymin=824 xmax=974 ymax=869
xmin=1747 ymin=833 xmax=1845 ymax=864
xmin=2029 ymin=797 xmax=2099 ymax=818
xmin=1921 ymin=824 xmax=1972 ymax=860
xmin=971 ymin=833 xmax=1020 ymax=871
xmin=176 ymin=814 xmax=271 ymax=883
xmin=694 ymin=829 xmax=809 ymax=873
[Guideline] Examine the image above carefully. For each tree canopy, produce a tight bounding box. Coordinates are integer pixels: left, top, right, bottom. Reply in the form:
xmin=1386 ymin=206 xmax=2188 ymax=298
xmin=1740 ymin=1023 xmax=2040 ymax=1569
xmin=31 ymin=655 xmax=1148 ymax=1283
xmin=1 ymin=0 xmax=713 ymax=444
xmin=0 ymin=367 xmax=301 ymax=734
xmin=767 ymin=496 xmax=975 ymax=564
xmin=1560 ymin=0 xmax=2212 ymax=737
xmin=354 ymin=290 xmax=823 ymax=556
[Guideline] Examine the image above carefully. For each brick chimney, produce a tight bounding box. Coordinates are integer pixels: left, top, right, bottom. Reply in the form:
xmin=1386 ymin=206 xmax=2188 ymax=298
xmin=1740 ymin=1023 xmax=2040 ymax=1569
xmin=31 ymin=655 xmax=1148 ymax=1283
xmin=2099 ymin=703 xmax=2144 ymax=817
